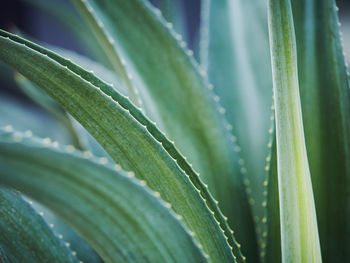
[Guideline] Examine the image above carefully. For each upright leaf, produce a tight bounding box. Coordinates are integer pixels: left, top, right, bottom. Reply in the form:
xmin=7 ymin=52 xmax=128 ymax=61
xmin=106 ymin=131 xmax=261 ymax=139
xmin=267 ymin=0 xmax=322 ymax=262
xmin=0 ymin=188 xmax=78 ymax=263
xmin=200 ymin=0 xmax=273 ymax=259
xmin=71 ymin=1 xmax=254 ymax=260
xmin=292 ymin=1 xmax=350 ymax=261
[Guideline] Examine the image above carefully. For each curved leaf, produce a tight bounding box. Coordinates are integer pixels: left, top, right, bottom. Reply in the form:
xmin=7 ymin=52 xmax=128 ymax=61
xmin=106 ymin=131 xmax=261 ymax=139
xmin=28 ymin=200 xmax=103 ymax=263
xmin=267 ymin=0 xmax=322 ymax=262
xmin=71 ymin=1 xmax=252 ymax=260
xmin=0 ymin=129 xmax=208 ymax=263
xmin=0 ymin=188 xmax=78 ymax=263
xmin=0 ymin=31 xmax=237 ymax=263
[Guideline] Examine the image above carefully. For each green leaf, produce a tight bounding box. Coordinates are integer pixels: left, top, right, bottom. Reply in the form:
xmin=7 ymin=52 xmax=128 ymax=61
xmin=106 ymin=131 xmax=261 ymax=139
xmin=14 ymin=43 xmax=128 ymax=156
xmin=292 ymin=1 xmax=350 ymax=261
xmin=0 ymin=31 xmax=238 ymax=263
xmin=0 ymin=188 xmax=78 ymax=263
xmin=200 ymin=0 xmax=273 ymax=259
xmin=28 ymin=200 xmax=103 ymax=263
xmin=71 ymin=1 xmax=253 ymax=260
xmin=14 ymin=73 xmax=84 ymax=150
xmin=267 ymin=0 xmax=322 ymax=262
xmin=0 ymin=129 xmax=208 ymax=263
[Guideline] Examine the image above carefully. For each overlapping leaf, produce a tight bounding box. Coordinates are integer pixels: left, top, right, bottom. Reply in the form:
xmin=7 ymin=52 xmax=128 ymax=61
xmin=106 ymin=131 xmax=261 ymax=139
xmin=0 ymin=129 xmax=208 ymax=263
xmin=71 ymin=1 xmax=253 ymax=261
xmin=0 ymin=30 xmax=239 ymax=262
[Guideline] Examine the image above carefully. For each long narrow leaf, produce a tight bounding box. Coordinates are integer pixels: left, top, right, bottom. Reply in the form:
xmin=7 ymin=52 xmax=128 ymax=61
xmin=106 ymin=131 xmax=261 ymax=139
xmin=267 ymin=0 xmax=322 ymax=262
xmin=71 ymin=2 xmax=253 ymax=260
xmin=0 ymin=188 xmax=78 ymax=263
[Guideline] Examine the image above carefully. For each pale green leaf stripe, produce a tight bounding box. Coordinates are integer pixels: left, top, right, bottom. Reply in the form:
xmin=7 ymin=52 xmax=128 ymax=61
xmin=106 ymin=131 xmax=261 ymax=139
xmin=267 ymin=0 xmax=322 ymax=262
xmin=0 ymin=188 xmax=78 ymax=263
xmin=71 ymin=4 xmax=252 ymax=259
xmin=0 ymin=129 xmax=208 ymax=263
xmin=0 ymin=31 xmax=237 ymax=263
xmin=292 ymin=1 xmax=350 ymax=261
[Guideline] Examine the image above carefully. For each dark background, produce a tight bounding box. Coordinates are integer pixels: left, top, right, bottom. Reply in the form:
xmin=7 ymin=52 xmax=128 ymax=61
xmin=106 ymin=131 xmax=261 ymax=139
xmin=0 ymin=0 xmax=349 ymax=101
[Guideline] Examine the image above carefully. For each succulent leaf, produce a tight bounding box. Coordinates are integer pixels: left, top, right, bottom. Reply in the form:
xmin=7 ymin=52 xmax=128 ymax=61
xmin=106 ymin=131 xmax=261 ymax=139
xmin=0 ymin=30 xmax=238 ymax=263
xmin=71 ymin=2 xmax=253 ymax=261
xmin=267 ymin=0 xmax=322 ymax=261
xmin=0 ymin=129 xmax=209 ymax=263
xmin=0 ymin=188 xmax=78 ymax=263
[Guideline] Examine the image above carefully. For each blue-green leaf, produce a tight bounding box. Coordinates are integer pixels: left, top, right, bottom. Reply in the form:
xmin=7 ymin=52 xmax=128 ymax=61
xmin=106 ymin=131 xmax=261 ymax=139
xmin=0 ymin=129 xmax=208 ymax=263
xmin=71 ymin=1 xmax=252 ymax=260
xmin=0 ymin=188 xmax=78 ymax=263
xmin=0 ymin=30 xmax=237 ymax=263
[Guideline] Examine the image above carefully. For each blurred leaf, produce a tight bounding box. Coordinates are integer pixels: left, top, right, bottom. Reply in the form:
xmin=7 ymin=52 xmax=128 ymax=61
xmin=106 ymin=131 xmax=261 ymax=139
xmin=268 ymin=0 xmax=322 ymax=261
xmin=0 ymin=129 xmax=207 ymax=263
xmin=0 ymin=95 xmax=73 ymax=144
xmin=292 ymin=0 xmax=350 ymax=261
xmin=0 ymin=31 xmax=238 ymax=262
xmin=157 ymin=0 xmax=188 ymax=44
xmin=20 ymin=0 xmax=110 ymax=65
xmin=200 ymin=0 xmax=273 ymax=260
xmin=28 ymin=200 xmax=103 ymax=263
xmin=0 ymin=188 xmax=78 ymax=263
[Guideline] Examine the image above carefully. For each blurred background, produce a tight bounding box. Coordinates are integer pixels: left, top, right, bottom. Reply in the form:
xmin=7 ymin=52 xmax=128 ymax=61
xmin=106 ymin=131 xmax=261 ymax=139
xmin=0 ymin=0 xmax=349 ymax=101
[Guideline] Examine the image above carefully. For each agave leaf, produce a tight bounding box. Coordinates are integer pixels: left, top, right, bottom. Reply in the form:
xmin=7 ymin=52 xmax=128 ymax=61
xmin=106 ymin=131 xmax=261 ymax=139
xmin=0 ymin=31 xmax=238 ymax=262
xmin=267 ymin=0 xmax=322 ymax=262
xmin=291 ymin=1 xmax=350 ymax=261
xmin=0 ymin=188 xmax=78 ymax=263
xmin=28 ymin=200 xmax=103 ymax=263
xmin=71 ymin=1 xmax=254 ymax=260
xmin=200 ymin=0 xmax=273 ymax=259
xmin=14 ymin=43 xmax=128 ymax=157
xmin=0 ymin=129 xmax=207 ymax=263
xmin=14 ymin=73 xmax=85 ymax=150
